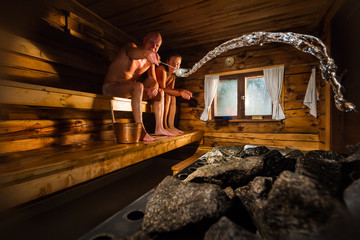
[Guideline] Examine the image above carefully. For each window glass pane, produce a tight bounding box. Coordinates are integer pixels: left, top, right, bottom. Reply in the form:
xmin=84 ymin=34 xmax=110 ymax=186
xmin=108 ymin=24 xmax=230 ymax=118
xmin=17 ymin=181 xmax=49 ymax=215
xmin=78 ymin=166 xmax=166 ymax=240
xmin=215 ymin=79 xmax=238 ymax=116
xmin=245 ymin=76 xmax=272 ymax=116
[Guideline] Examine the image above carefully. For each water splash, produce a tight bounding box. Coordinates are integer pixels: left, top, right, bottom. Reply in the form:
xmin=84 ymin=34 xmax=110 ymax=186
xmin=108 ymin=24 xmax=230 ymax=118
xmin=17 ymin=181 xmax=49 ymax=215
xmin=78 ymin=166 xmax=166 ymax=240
xmin=178 ymin=31 xmax=355 ymax=112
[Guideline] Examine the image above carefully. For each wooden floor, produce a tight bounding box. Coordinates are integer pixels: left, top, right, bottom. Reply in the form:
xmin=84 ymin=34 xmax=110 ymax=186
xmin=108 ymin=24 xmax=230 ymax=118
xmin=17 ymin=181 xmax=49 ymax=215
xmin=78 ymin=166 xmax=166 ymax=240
xmin=0 ymin=131 xmax=203 ymax=210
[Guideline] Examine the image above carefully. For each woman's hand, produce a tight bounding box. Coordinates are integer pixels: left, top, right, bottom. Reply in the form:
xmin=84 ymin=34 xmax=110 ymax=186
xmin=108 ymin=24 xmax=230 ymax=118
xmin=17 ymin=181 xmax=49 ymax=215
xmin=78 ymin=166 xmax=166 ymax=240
xmin=180 ymin=89 xmax=192 ymax=100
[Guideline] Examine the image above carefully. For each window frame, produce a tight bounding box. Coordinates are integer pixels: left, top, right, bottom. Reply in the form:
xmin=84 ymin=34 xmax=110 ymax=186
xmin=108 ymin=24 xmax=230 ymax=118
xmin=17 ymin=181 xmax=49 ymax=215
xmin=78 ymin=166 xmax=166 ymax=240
xmin=209 ymin=65 xmax=285 ymax=122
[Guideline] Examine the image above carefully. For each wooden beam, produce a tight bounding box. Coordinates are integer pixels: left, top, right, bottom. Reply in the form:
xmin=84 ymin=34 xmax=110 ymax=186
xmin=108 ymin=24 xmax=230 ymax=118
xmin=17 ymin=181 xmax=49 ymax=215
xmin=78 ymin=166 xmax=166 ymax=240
xmin=0 ymin=80 xmax=148 ymax=112
xmin=0 ymin=131 xmax=203 ymax=210
xmin=205 ymin=64 xmax=285 ymax=76
xmin=204 ymin=132 xmax=319 ymax=151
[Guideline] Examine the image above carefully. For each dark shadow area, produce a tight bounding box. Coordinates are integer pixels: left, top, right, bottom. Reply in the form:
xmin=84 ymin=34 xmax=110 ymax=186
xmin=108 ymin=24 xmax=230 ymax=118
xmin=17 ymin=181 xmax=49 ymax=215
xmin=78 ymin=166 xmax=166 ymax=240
xmin=0 ymin=156 xmax=180 ymax=240
xmin=331 ymin=0 xmax=360 ymax=153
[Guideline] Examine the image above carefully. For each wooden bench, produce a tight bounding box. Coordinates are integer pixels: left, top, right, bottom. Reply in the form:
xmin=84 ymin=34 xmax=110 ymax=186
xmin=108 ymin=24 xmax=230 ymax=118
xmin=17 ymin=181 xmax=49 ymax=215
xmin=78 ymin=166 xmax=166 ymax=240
xmin=0 ymin=80 xmax=204 ymax=211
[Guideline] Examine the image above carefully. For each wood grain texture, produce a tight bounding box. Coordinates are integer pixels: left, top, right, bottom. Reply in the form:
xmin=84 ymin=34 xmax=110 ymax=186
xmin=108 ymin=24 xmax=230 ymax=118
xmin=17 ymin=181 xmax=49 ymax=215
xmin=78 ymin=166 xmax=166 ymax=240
xmin=77 ymin=0 xmax=332 ymax=50
xmin=171 ymin=150 xmax=207 ymax=175
xmin=0 ymin=80 xmax=148 ymax=112
xmin=0 ymin=131 xmax=203 ymax=210
xmin=177 ymin=43 xmax=324 ymax=150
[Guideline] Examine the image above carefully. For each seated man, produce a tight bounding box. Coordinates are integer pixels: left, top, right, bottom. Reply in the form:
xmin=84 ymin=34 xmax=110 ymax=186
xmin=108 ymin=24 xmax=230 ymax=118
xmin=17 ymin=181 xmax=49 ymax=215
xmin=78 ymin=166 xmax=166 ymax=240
xmin=103 ymin=32 xmax=173 ymax=141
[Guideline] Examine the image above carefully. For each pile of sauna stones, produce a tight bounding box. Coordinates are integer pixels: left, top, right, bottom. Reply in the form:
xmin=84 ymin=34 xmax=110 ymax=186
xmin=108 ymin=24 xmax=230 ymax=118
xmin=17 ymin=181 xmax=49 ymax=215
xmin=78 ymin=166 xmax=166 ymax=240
xmin=124 ymin=144 xmax=360 ymax=240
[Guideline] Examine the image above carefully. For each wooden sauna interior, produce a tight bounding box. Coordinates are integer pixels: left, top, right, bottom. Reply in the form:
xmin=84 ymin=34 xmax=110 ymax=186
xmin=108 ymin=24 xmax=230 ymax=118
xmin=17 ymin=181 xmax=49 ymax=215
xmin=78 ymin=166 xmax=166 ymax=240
xmin=0 ymin=0 xmax=359 ymax=239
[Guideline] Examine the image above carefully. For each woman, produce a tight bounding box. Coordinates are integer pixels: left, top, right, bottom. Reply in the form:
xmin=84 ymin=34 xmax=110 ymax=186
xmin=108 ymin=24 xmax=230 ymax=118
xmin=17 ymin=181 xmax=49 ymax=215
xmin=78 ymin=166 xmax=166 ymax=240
xmin=156 ymin=53 xmax=192 ymax=134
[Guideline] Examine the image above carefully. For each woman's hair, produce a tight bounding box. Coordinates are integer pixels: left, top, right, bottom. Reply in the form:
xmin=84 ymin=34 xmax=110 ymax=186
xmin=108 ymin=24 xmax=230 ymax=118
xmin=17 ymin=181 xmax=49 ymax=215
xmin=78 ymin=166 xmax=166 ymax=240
xmin=164 ymin=52 xmax=182 ymax=72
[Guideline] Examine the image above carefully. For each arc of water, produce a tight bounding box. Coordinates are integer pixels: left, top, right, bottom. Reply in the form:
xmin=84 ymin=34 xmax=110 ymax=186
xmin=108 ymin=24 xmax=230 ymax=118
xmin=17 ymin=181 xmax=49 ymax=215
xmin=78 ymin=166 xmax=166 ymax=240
xmin=179 ymin=31 xmax=355 ymax=112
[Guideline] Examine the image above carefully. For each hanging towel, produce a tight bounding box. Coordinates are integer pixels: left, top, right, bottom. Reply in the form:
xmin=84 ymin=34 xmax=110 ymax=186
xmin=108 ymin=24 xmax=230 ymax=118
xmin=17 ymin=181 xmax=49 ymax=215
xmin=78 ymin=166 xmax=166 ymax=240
xmin=303 ymin=67 xmax=318 ymax=118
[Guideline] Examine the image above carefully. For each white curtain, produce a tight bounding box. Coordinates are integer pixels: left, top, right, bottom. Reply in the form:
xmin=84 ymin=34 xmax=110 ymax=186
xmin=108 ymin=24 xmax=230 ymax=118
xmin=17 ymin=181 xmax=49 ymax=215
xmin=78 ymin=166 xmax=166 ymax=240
xmin=303 ymin=67 xmax=318 ymax=118
xmin=200 ymin=75 xmax=219 ymax=121
xmin=264 ymin=66 xmax=285 ymax=120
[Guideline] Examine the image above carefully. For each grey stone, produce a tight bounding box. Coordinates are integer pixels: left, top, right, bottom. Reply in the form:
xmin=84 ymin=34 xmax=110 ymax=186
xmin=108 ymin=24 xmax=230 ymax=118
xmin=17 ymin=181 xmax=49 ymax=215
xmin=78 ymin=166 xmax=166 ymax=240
xmin=214 ymin=145 xmax=244 ymax=157
xmin=235 ymin=176 xmax=273 ymax=217
xmin=141 ymin=176 xmax=232 ymax=234
xmin=261 ymin=150 xmax=295 ymax=177
xmin=344 ymin=178 xmax=360 ymax=216
xmin=284 ymin=149 xmax=304 ymax=159
xmin=296 ymin=151 xmax=342 ymax=196
xmin=239 ymin=146 xmax=270 ymax=158
xmin=206 ymin=145 xmax=244 ymax=164
xmin=256 ymin=171 xmax=345 ymax=240
xmin=303 ymin=150 xmax=342 ymax=161
xmin=185 ymin=156 xmax=263 ymax=188
xmin=204 ymin=216 xmax=260 ymax=240
xmin=346 ymin=143 xmax=360 ymax=155
xmin=206 ymin=148 xmax=227 ymax=165
xmin=340 ymin=152 xmax=360 ymax=186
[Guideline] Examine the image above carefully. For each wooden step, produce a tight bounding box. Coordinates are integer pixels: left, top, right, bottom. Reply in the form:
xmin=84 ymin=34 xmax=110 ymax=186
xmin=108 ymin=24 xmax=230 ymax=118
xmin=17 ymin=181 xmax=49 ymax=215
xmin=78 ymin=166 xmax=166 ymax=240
xmin=171 ymin=149 xmax=208 ymax=175
xmin=0 ymin=131 xmax=204 ymax=211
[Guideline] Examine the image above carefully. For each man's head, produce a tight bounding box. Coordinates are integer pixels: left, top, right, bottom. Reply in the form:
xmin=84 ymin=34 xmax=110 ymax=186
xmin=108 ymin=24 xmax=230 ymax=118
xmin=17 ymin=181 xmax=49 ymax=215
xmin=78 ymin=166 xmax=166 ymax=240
xmin=143 ymin=32 xmax=162 ymax=52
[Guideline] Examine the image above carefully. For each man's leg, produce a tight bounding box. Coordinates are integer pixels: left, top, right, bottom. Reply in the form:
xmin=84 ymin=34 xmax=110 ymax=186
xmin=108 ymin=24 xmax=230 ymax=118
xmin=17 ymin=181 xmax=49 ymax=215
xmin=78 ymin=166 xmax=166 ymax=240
xmin=153 ymin=89 xmax=174 ymax=136
xmin=103 ymin=81 xmax=155 ymax=141
xmin=168 ymin=96 xmax=183 ymax=134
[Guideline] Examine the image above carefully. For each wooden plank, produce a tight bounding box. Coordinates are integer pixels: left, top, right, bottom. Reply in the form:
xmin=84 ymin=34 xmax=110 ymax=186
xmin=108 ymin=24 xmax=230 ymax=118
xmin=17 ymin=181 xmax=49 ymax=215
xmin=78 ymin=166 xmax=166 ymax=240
xmin=0 ymin=119 xmax=113 ymax=137
xmin=204 ymin=132 xmax=319 ymax=142
xmin=0 ymin=66 xmax=103 ymax=94
xmin=0 ymin=132 xmax=113 ymax=154
xmin=205 ymin=64 xmax=284 ymax=76
xmin=179 ymin=119 xmax=318 ymax=134
xmin=0 ymin=138 xmax=56 ymax=154
xmin=204 ymin=132 xmax=319 ymax=150
xmin=49 ymin=0 xmax=137 ymax=46
xmin=1 ymin=50 xmax=103 ymax=82
xmin=0 ymin=131 xmax=203 ymax=210
xmin=0 ymin=104 xmax=135 ymax=121
xmin=0 ymin=80 xmax=148 ymax=112
xmin=1 ymin=31 xmax=108 ymax=75
xmin=171 ymin=150 xmax=208 ymax=175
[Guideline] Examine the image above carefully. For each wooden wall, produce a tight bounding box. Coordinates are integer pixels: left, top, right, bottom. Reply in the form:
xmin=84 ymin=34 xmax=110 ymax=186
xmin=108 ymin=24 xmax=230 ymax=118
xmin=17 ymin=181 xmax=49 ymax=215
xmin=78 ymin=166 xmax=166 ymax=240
xmin=177 ymin=43 xmax=331 ymax=151
xmin=0 ymin=0 xmax=136 ymax=94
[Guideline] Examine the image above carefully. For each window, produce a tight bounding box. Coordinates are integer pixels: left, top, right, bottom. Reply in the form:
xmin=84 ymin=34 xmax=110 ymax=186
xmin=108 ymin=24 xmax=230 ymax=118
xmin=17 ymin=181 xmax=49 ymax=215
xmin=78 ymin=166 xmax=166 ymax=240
xmin=212 ymin=70 xmax=273 ymax=120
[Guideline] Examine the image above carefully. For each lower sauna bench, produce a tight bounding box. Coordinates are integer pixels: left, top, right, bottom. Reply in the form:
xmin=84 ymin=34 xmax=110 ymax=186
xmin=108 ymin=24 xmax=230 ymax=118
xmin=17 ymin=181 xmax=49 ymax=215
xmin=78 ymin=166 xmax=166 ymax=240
xmin=0 ymin=131 xmax=203 ymax=211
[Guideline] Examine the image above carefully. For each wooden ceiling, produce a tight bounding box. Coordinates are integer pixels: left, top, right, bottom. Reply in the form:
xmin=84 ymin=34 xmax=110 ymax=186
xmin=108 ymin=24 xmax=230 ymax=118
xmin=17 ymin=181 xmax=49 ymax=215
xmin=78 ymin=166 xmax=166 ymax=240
xmin=77 ymin=0 xmax=335 ymax=52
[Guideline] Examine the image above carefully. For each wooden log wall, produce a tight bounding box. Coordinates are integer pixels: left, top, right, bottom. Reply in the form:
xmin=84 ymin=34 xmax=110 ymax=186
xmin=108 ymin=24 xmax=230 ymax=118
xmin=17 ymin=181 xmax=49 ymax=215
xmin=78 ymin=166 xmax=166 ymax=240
xmin=0 ymin=0 xmax=146 ymax=154
xmin=0 ymin=0 xmax=136 ymax=94
xmin=177 ymin=43 xmax=331 ymax=151
xmin=0 ymin=80 xmax=155 ymax=155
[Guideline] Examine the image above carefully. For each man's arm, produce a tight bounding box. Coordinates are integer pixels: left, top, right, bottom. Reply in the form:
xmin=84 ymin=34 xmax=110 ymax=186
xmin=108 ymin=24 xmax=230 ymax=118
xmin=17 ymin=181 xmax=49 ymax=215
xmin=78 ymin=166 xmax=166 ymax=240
xmin=155 ymin=66 xmax=167 ymax=89
xmin=144 ymin=65 xmax=159 ymax=98
xmin=125 ymin=43 xmax=160 ymax=65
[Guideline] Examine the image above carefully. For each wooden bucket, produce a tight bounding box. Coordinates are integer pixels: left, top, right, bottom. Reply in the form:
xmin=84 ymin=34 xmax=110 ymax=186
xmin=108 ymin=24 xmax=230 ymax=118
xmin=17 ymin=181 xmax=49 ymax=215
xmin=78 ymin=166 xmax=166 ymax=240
xmin=113 ymin=122 xmax=142 ymax=144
